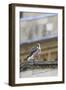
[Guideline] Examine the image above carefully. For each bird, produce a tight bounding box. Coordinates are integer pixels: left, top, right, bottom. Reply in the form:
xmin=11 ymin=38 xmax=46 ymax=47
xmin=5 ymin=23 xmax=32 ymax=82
xmin=26 ymin=43 xmax=41 ymax=62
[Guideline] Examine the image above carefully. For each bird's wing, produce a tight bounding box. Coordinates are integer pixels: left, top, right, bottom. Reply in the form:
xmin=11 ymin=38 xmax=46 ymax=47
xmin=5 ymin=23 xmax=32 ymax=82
xmin=25 ymin=46 xmax=38 ymax=60
xmin=29 ymin=47 xmax=38 ymax=56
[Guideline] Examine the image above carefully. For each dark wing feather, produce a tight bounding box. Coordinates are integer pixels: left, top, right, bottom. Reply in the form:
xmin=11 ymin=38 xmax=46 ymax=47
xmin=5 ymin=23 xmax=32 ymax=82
xmin=29 ymin=47 xmax=37 ymax=56
xmin=25 ymin=46 xmax=38 ymax=60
